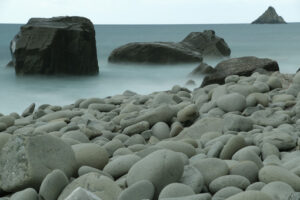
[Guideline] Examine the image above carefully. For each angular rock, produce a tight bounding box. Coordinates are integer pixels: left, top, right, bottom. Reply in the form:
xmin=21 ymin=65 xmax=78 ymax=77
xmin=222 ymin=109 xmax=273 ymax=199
xmin=201 ymin=57 xmax=279 ymax=87
xmin=252 ymin=6 xmax=287 ymax=24
xmin=58 ymin=173 xmax=122 ymax=200
xmin=181 ymin=30 xmax=231 ymax=57
xmin=10 ymin=16 xmax=99 ymax=75
xmin=64 ymin=187 xmax=102 ymax=200
xmin=0 ymin=132 xmax=77 ymax=192
xmin=189 ymin=62 xmax=216 ymax=76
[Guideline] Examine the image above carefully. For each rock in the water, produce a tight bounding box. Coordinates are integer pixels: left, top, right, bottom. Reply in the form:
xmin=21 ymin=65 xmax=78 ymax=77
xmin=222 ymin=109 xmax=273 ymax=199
xmin=252 ymin=6 xmax=287 ymax=24
xmin=109 ymin=42 xmax=203 ymax=64
xmin=118 ymin=180 xmax=155 ymax=200
xmin=39 ymin=169 xmax=69 ymax=200
xmin=0 ymin=132 xmax=77 ymax=192
xmin=127 ymin=149 xmax=184 ymax=195
xmin=201 ymin=56 xmax=279 ymax=87
xmin=181 ymin=30 xmax=231 ymax=57
xmin=108 ymin=30 xmax=231 ymax=64
xmin=10 ymin=16 xmax=99 ymax=75
xmin=189 ymin=63 xmax=216 ymax=76
xmin=58 ymin=173 xmax=122 ymax=200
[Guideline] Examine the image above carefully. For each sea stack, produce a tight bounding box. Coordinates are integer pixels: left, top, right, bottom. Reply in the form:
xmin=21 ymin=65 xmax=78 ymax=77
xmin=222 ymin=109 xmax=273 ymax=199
xmin=252 ymin=6 xmax=287 ymax=24
xmin=10 ymin=16 xmax=99 ymax=75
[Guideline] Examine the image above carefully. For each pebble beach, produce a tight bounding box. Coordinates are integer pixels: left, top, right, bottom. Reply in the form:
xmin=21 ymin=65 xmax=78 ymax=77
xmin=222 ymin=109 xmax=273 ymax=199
xmin=1 ymin=69 xmax=300 ymax=200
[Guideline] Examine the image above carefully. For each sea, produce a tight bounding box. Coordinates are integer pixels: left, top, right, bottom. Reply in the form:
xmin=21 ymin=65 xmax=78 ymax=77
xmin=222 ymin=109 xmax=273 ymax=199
xmin=0 ymin=23 xmax=300 ymax=114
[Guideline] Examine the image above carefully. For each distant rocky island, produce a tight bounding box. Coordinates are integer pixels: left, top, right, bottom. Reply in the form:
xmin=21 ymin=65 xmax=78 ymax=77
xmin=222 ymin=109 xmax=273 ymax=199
xmin=252 ymin=6 xmax=287 ymax=24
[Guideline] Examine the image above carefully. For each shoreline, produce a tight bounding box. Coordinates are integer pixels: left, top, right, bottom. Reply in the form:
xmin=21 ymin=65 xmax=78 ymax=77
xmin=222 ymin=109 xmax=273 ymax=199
xmin=1 ymin=70 xmax=300 ymax=199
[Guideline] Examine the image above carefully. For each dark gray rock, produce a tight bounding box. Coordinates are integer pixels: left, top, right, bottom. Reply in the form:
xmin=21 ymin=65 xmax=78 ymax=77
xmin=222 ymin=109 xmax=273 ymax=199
xmin=189 ymin=62 xmax=216 ymax=76
xmin=252 ymin=6 xmax=286 ymax=24
xmin=180 ymin=30 xmax=231 ymax=57
xmin=108 ymin=30 xmax=231 ymax=64
xmin=108 ymin=42 xmax=203 ymax=64
xmin=201 ymin=56 xmax=279 ymax=87
xmin=10 ymin=16 xmax=99 ymax=75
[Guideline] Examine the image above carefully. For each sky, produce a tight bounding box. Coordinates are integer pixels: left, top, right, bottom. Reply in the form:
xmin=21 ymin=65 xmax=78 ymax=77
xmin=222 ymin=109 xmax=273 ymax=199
xmin=0 ymin=0 xmax=299 ymax=24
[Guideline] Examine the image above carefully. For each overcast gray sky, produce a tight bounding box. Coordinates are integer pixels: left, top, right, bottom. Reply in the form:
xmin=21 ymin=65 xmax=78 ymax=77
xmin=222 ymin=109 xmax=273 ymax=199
xmin=0 ymin=0 xmax=299 ymax=24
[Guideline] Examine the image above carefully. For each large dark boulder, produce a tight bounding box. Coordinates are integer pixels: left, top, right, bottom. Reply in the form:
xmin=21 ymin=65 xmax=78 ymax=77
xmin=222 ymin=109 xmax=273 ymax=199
xmin=201 ymin=56 xmax=279 ymax=87
xmin=108 ymin=30 xmax=230 ymax=64
xmin=10 ymin=16 xmax=99 ymax=75
xmin=252 ymin=6 xmax=286 ymax=24
xmin=180 ymin=30 xmax=231 ymax=57
xmin=108 ymin=42 xmax=203 ymax=64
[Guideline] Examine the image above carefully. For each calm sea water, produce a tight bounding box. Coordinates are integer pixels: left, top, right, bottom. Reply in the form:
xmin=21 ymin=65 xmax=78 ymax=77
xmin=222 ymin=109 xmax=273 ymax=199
xmin=0 ymin=23 xmax=300 ymax=114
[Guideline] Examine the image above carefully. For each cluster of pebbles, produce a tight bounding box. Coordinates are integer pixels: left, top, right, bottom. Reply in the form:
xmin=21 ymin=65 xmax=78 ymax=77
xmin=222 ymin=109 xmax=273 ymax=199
xmin=1 ymin=71 xmax=300 ymax=200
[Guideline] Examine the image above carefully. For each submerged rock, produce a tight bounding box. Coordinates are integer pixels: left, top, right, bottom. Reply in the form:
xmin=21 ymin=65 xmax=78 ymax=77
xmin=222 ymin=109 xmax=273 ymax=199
xmin=252 ymin=6 xmax=286 ymax=24
xmin=108 ymin=30 xmax=230 ymax=64
xmin=10 ymin=16 xmax=99 ymax=75
xmin=201 ymin=56 xmax=279 ymax=87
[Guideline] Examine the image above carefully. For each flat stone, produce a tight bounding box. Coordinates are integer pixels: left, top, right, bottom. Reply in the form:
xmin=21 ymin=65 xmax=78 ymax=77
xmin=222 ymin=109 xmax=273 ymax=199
xmin=58 ymin=173 xmax=122 ymax=200
xmin=192 ymin=158 xmax=229 ymax=186
xmin=122 ymin=121 xmax=150 ymax=136
xmin=216 ymin=93 xmax=246 ymax=112
xmin=229 ymin=161 xmax=259 ymax=183
xmin=180 ymin=165 xmax=204 ymax=193
xmin=159 ymin=183 xmax=195 ymax=199
xmin=39 ymin=169 xmax=69 ymax=200
xmin=209 ymin=175 xmax=250 ymax=193
xmin=223 ymin=114 xmax=253 ymax=132
xmin=103 ymin=154 xmax=140 ymax=179
xmin=212 ymin=186 xmax=243 ymax=200
xmin=261 ymin=181 xmax=295 ymax=200
xmin=219 ymin=136 xmax=246 ymax=159
xmin=259 ymin=165 xmax=300 ymax=191
xmin=225 ymin=191 xmax=272 ymax=200
xmin=72 ymin=144 xmax=109 ymax=170
xmin=127 ymin=150 xmax=184 ymax=195
xmin=156 ymin=141 xmax=196 ymax=158
xmin=160 ymin=193 xmax=212 ymax=200
xmin=10 ymin=188 xmax=38 ymax=200
xmin=118 ymin=180 xmax=155 ymax=200
xmin=177 ymin=104 xmax=199 ymax=123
